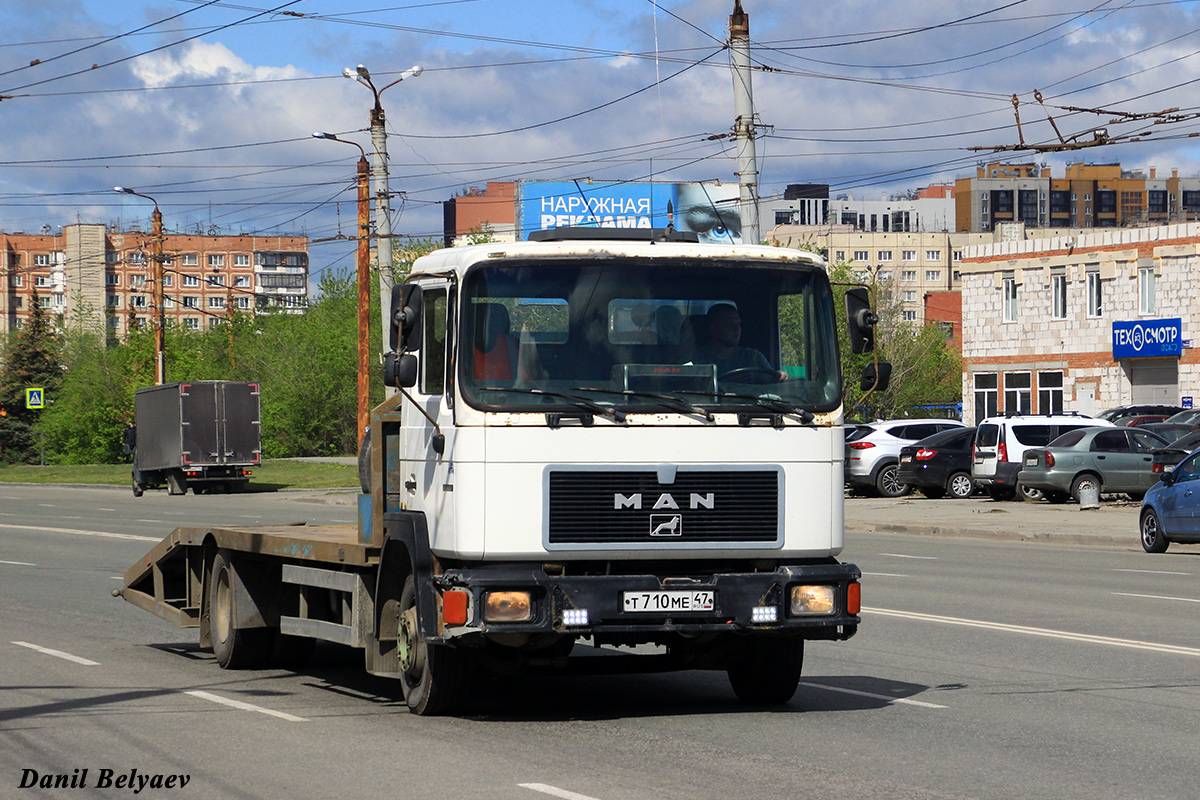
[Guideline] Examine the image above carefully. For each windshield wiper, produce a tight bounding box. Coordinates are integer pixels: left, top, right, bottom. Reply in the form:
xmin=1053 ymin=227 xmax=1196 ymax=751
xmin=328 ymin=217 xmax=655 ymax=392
xmin=670 ymin=389 xmax=816 ymax=423
xmin=568 ymin=387 xmax=714 ymax=421
xmin=477 ymin=387 xmax=627 ymax=423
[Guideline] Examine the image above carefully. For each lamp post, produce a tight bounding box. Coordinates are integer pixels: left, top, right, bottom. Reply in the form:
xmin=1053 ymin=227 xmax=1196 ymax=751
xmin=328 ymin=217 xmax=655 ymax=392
xmin=342 ymin=63 xmax=422 ymax=358
xmin=313 ymin=131 xmax=372 ymax=446
xmin=114 ymin=186 xmax=166 ymax=385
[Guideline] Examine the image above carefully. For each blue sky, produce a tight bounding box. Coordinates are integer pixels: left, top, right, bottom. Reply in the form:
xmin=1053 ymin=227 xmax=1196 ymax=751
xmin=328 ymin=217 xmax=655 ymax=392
xmin=3 ymin=1 xmax=1200 ymax=280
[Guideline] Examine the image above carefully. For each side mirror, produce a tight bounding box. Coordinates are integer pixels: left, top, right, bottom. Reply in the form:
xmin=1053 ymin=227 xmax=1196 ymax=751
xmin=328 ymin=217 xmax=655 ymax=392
xmin=389 ymin=284 xmax=423 ymax=352
xmin=383 ymin=352 xmax=418 ymax=388
xmin=845 ymin=287 xmax=878 ymax=354
xmin=1159 ymin=468 xmax=1175 ymax=486
xmin=860 ymin=361 xmax=891 ymax=392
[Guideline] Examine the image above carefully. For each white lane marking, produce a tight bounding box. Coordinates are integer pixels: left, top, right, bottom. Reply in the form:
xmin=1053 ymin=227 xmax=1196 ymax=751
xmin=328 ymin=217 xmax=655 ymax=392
xmin=1113 ymin=591 xmax=1200 ymax=604
xmin=12 ymin=641 xmax=100 ymax=666
xmin=184 ymin=690 xmax=308 ymax=722
xmin=878 ymin=553 xmax=938 ymax=560
xmin=1114 ymin=568 xmax=1192 ymax=576
xmin=519 ymin=784 xmax=605 ymax=800
xmin=0 ymin=559 xmax=36 ymax=566
xmin=798 ymin=681 xmax=947 ymax=709
xmin=97 ymin=508 xmax=116 ymax=512
xmin=0 ymin=523 xmax=158 ymax=542
xmin=863 ymin=572 xmax=909 ymax=578
xmin=865 ymin=607 xmax=1200 ymax=657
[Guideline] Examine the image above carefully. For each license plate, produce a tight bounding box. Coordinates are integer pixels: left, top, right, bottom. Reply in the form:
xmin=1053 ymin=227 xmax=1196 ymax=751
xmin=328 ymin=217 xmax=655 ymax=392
xmin=622 ymin=590 xmax=715 ymax=613
xmin=900 ymin=455 xmax=912 ymax=463
xmin=1024 ymin=456 xmax=1038 ymax=466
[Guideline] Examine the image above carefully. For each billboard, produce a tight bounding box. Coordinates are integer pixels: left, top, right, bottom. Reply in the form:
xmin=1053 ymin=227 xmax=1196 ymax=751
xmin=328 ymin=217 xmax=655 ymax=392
xmin=1112 ymin=317 xmax=1183 ymax=359
xmin=516 ymin=180 xmax=742 ymax=244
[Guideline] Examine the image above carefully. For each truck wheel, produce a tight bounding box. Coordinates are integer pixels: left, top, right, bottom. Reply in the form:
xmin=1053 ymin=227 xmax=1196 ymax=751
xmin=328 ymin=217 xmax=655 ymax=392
xmin=727 ymin=636 xmax=804 ymax=704
xmin=131 ymin=474 xmax=144 ymax=498
xmin=208 ymin=551 xmax=271 ymax=669
xmin=166 ymin=471 xmax=188 ymax=496
xmin=397 ymin=574 xmax=473 ymax=715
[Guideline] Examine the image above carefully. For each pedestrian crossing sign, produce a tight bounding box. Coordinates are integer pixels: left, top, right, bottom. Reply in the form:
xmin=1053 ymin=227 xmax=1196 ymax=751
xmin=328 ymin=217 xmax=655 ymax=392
xmin=25 ymin=388 xmax=44 ymax=409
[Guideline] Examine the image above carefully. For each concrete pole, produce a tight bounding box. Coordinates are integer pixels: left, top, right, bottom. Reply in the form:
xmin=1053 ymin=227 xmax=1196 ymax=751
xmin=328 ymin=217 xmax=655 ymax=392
xmin=369 ymin=105 xmax=394 ymax=358
xmin=730 ymin=0 xmax=760 ymax=245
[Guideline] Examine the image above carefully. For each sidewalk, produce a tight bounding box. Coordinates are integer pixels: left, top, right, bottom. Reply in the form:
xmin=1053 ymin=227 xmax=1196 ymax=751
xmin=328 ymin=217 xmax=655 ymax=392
xmin=843 ymin=494 xmax=1142 ymax=548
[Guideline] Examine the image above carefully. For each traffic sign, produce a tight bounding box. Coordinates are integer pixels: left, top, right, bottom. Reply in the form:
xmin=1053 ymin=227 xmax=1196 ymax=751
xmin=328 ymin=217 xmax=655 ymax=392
xmin=25 ymin=388 xmax=44 ymax=409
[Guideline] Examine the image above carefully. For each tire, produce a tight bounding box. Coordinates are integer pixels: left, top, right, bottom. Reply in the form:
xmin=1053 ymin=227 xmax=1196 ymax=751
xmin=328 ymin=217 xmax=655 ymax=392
xmin=946 ymin=471 xmax=975 ymax=500
xmin=208 ymin=550 xmax=272 ymax=669
xmin=874 ymin=464 xmax=911 ymax=498
xmin=921 ymin=486 xmax=946 ymax=499
xmin=1018 ymin=484 xmax=1044 ymax=502
xmin=727 ymin=636 xmax=804 ymax=704
xmin=1140 ymin=508 xmax=1170 ymax=553
xmin=1070 ymin=474 xmax=1102 ymax=504
xmin=1044 ymin=490 xmax=1070 ymax=504
xmin=166 ymin=470 xmax=188 ymax=496
xmin=397 ymin=575 xmax=474 ymax=715
xmin=987 ymin=486 xmax=1016 ymax=502
xmin=131 ymin=474 xmax=144 ymax=498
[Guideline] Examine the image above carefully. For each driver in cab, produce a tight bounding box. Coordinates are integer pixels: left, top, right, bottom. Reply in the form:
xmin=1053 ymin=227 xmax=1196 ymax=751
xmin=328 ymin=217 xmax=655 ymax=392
xmin=694 ymin=303 xmax=788 ymax=382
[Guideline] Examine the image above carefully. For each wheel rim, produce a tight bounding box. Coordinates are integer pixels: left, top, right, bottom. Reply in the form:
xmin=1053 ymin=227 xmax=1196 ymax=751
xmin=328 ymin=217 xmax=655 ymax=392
xmin=213 ymin=568 xmax=232 ymax=645
xmin=950 ymin=474 xmax=973 ymax=497
xmin=1142 ymin=514 xmax=1159 ymax=549
xmin=398 ymin=606 xmax=425 ymax=678
xmin=880 ymin=467 xmax=903 ymax=496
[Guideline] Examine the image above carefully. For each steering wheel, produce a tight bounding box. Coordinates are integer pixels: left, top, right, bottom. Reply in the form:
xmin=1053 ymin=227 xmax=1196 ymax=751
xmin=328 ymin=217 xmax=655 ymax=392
xmin=718 ymin=367 xmax=780 ymax=384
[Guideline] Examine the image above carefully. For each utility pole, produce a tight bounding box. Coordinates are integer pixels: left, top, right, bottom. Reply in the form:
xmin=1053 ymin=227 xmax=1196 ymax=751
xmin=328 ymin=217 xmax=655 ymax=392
xmin=730 ymin=0 xmax=760 ymax=245
xmin=115 ymin=187 xmax=166 ymax=384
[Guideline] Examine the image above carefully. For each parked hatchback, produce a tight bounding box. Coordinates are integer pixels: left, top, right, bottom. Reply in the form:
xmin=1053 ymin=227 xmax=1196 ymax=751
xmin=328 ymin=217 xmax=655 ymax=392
xmin=897 ymin=426 xmax=978 ymax=499
xmin=845 ymin=418 xmax=967 ymax=498
xmin=972 ymin=414 xmax=1111 ymax=501
xmin=1139 ymin=446 xmax=1200 ymax=552
xmin=1017 ymin=426 xmax=1169 ymax=503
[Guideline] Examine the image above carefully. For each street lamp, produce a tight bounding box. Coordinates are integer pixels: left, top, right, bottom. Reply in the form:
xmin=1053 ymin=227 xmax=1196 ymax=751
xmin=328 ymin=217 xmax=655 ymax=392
xmin=342 ymin=63 xmax=422 ymax=358
xmin=114 ymin=186 xmax=167 ymax=385
xmin=313 ymin=131 xmax=372 ymax=446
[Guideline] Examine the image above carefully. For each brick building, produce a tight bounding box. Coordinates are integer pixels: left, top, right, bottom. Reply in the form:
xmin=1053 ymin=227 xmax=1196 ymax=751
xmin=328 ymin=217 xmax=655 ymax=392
xmin=959 ymin=222 xmax=1200 ymax=424
xmin=1 ymin=224 xmax=309 ymax=337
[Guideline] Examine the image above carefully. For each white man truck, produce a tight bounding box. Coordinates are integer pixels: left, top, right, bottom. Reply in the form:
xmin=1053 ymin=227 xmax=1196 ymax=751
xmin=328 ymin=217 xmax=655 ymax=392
xmin=115 ymin=228 xmax=883 ymax=715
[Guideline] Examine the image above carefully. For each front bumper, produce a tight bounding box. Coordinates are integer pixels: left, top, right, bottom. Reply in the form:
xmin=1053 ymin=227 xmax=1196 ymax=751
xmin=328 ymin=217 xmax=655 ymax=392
xmin=431 ymin=561 xmax=861 ymax=642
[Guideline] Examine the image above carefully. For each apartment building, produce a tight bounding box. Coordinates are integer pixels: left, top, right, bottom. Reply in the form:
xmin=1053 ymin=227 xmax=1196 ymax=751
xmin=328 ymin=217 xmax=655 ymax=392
xmin=959 ymin=222 xmax=1200 ymax=424
xmin=0 ymin=224 xmax=309 ymax=336
xmin=955 ymin=161 xmax=1200 ymax=232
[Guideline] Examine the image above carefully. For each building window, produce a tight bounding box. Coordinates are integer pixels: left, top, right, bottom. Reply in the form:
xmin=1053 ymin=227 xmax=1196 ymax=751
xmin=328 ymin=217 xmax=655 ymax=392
xmin=902 ymin=250 xmax=917 ymax=261
xmin=162 ymin=254 xmax=173 ymax=266
xmin=878 ymin=250 xmax=892 ymax=262
xmin=926 ymin=270 xmax=941 ymax=282
xmin=834 ymin=250 xmax=845 ymax=262
xmin=106 ymin=274 xmax=120 ymax=286
xmin=952 ymin=250 xmax=962 ymax=262
xmin=209 ymin=296 xmax=226 ymax=308
xmin=129 ymin=252 xmax=146 ymax=266
xmin=1038 ymin=371 xmax=1064 ymax=415
xmin=1004 ymin=372 xmax=1032 ymax=414
xmin=878 ymin=271 xmax=892 ymax=283
xmin=903 ymin=290 xmax=917 ymax=302
xmin=34 ymin=275 xmax=50 ymax=287
xmin=130 ymin=275 xmax=146 ymax=288
xmin=182 ymin=296 xmax=198 ymax=308
xmin=1052 ymin=272 xmax=1067 ymax=320
xmin=902 ymin=270 xmax=917 ymax=282
xmin=902 ymin=310 xmax=917 ymax=322
xmin=105 ymin=251 xmax=119 ymax=264
xmin=181 ymin=254 xmax=198 ymax=266
xmin=234 ymin=275 xmax=250 ymax=288
xmin=34 ymin=253 xmax=50 ymax=266
xmin=207 ymin=275 xmax=225 ymax=287
xmin=10 ymin=274 xmax=23 ymax=287
xmin=853 ymin=250 xmax=869 ymax=262
xmin=1086 ymin=269 xmax=1102 ymax=317
xmin=163 ymin=296 xmax=176 ymax=308
xmin=182 ymin=275 xmax=199 ymax=288
xmin=208 ymin=254 xmax=225 ymax=268
xmin=1139 ymin=267 xmax=1156 ymax=315
xmin=163 ymin=274 xmax=173 ymax=287
xmin=184 ymin=317 xmax=200 ymax=330
xmin=107 ymin=294 xmax=121 ymax=308
xmin=236 ymin=296 xmax=251 ymax=309
xmin=131 ymin=295 xmax=147 ymax=308
xmin=926 ymin=250 xmax=941 ymax=262
xmin=234 ymin=254 xmax=250 ymax=267
xmin=974 ymin=373 xmax=998 ymax=424
xmin=1002 ymin=276 xmax=1018 ymax=323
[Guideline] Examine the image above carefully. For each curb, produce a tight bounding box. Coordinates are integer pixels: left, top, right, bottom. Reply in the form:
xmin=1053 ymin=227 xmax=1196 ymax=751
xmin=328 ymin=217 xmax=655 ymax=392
xmin=846 ymin=522 xmax=1133 ymax=548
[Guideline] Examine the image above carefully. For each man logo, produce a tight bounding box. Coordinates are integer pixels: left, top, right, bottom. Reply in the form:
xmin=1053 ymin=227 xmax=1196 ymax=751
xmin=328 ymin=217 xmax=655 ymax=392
xmin=650 ymin=514 xmax=682 ymax=537
xmin=613 ymin=492 xmax=714 ymax=510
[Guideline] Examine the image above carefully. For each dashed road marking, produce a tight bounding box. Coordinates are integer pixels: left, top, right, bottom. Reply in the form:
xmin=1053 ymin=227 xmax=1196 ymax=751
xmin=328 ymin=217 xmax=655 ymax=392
xmin=0 ymin=559 xmax=36 ymax=566
xmin=185 ymin=690 xmax=308 ymax=722
xmin=519 ymin=784 xmax=605 ymax=800
xmin=1112 ymin=591 xmax=1200 ymax=604
xmin=879 ymin=553 xmax=938 ymax=560
xmin=12 ymin=641 xmax=100 ymax=666
xmin=0 ymin=523 xmax=158 ymax=542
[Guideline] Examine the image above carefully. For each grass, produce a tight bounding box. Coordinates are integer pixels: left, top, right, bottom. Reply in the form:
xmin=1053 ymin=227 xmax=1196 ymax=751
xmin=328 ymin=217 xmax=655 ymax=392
xmin=0 ymin=459 xmax=360 ymax=491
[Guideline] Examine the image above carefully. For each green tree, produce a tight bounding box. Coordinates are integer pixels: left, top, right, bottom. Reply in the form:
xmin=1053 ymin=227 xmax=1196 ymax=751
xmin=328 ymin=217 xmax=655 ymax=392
xmin=0 ymin=290 xmax=64 ymax=463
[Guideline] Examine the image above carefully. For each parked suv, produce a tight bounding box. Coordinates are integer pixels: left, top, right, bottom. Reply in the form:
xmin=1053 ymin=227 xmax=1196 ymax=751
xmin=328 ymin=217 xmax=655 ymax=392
xmin=845 ymin=418 xmax=968 ymax=497
xmin=972 ymin=413 xmax=1113 ymax=500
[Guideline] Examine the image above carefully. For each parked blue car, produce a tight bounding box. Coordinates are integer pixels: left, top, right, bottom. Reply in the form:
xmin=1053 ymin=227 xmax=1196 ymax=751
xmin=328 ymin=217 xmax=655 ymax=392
xmin=1139 ymin=447 xmax=1200 ymax=552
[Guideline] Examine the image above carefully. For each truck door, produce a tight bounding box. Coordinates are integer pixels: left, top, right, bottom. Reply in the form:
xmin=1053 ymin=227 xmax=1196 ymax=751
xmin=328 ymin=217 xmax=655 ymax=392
xmin=400 ymin=284 xmax=456 ymax=544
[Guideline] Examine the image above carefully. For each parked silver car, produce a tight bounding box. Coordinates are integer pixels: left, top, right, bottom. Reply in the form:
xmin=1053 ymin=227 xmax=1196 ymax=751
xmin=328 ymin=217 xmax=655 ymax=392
xmin=845 ymin=418 xmax=967 ymax=498
xmin=1017 ymin=426 xmax=1169 ymax=503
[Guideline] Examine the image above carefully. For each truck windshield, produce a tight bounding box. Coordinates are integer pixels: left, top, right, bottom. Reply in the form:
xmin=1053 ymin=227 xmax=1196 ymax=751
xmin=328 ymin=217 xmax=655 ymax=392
xmin=459 ymin=258 xmax=841 ymax=414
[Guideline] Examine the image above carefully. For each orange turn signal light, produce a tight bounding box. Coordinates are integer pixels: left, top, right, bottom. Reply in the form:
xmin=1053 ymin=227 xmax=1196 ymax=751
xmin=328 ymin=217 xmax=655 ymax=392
xmin=443 ymin=590 xmax=469 ymax=626
xmin=847 ymin=582 xmax=861 ymax=616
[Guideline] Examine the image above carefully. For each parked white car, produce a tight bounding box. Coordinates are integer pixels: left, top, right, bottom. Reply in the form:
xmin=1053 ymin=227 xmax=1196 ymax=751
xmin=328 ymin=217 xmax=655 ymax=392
xmin=845 ymin=418 xmax=968 ymax=497
xmin=972 ymin=413 xmax=1113 ymax=501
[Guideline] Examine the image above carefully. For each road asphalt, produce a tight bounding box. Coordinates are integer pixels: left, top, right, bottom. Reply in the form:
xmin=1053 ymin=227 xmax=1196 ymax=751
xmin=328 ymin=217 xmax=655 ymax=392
xmin=843 ymin=493 xmax=1143 ymax=548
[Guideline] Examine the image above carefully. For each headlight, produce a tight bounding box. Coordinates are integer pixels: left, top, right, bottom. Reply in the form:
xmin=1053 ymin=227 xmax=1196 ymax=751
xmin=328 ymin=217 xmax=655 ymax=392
xmin=483 ymin=591 xmax=532 ymax=623
xmin=790 ymin=585 xmax=835 ymax=616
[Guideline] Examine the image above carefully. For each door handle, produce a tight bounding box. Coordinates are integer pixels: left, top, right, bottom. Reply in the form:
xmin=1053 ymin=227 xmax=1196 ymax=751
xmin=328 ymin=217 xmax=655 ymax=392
xmin=1096 ymin=455 xmax=1106 ymax=460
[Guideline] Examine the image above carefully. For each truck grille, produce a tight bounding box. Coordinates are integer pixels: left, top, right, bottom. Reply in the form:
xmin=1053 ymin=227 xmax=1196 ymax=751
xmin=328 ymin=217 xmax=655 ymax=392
xmin=548 ymin=470 xmax=779 ymax=545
